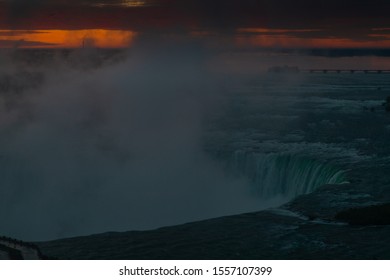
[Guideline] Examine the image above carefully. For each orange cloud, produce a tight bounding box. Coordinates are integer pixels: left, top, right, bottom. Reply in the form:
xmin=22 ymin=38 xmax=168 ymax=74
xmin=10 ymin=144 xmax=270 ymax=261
xmin=0 ymin=29 xmax=137 ymax=48
xmin=235 ymin=34 xmax=390 ymax=49
xmin=236 ymin=28 xmax=321 ymax=34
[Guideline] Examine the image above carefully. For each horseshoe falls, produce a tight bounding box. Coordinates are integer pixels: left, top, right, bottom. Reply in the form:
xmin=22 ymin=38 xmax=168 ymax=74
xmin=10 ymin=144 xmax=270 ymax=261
xmin=230 ymin=151 xmax=346 ymax=198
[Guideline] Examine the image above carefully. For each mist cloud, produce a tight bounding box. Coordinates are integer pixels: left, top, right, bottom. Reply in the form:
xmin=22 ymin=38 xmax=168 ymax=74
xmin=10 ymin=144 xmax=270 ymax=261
xmin=0 ymin=41 xmax=276 ymax=241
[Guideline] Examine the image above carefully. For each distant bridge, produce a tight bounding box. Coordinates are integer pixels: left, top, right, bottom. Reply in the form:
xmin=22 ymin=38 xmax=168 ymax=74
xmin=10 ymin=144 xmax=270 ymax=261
xmin=302 ymin=69 xmax=390 ymax=74
xmin=268 ymin=66 xmax=390 ymax=74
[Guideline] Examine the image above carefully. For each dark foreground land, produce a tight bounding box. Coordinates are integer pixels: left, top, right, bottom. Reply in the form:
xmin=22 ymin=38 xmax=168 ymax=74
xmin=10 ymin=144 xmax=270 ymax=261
xmin=37 ymin=175 xmax=390 ymax=260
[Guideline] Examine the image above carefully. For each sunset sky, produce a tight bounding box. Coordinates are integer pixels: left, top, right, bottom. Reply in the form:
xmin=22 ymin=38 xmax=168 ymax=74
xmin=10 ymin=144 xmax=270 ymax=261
xmin=1 ymin=0 xmax=390 ymax=49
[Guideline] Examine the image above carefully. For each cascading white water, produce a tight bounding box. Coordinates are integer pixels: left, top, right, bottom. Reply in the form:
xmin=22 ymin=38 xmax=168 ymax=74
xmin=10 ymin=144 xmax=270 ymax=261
xmin=231 ymin=150 xmax=346 ymax=198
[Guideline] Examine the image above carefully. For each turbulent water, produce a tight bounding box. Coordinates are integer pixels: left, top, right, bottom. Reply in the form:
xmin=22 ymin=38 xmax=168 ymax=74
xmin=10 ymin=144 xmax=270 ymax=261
xmin=230 ymin=151 xmax=346 ymax=198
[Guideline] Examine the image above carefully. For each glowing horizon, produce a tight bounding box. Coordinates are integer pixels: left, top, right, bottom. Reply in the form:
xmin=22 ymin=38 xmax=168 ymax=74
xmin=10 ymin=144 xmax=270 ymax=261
xmin=234 ymin=33 xmax=390 ymax=49
xmin=1 ymin=27 xmax=390 ymax=50
xmin=91 ymin=0 xmax=148 ymax=8
xmin=0 ymin=29 xmax=137 ymax=48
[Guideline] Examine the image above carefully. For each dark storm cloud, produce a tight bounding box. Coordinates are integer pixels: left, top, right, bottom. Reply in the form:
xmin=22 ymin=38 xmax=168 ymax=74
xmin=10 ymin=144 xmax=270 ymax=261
xmin=3 ymin=0 xmax=390 ymax=25
xmin=2 ymin=0 xmax=47 ymax=17
xmin=1 ymin=0 xmax=390 ymax=51
xmin=174 ymin=0 xmax=390 ymax=29
xmin=3 ymin=0 xmax=390 ymax=30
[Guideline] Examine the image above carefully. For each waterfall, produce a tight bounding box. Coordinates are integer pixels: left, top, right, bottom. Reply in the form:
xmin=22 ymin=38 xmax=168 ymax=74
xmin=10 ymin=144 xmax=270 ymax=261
xmin=231 ymin=150 xmax=346 ymax=198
